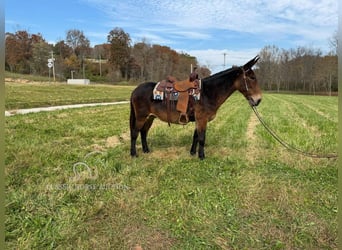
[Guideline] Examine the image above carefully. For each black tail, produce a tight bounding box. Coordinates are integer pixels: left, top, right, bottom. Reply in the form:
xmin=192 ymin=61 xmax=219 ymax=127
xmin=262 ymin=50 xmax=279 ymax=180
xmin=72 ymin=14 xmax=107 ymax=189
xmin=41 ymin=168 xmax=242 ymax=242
xmin=130 ymin=98 xmax=136 ymax=132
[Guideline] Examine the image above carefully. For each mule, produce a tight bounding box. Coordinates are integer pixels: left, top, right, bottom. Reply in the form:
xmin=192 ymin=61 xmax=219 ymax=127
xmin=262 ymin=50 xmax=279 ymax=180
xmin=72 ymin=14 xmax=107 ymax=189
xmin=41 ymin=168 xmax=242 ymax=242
xmin=130 ymin=55 xmax=262 ymax=159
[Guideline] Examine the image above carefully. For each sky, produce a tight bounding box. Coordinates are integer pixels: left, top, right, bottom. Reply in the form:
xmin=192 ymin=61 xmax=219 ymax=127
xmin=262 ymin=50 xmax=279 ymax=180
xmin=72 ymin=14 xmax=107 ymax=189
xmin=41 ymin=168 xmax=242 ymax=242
xmin=5 ymin=0 xmax=338 ymax=73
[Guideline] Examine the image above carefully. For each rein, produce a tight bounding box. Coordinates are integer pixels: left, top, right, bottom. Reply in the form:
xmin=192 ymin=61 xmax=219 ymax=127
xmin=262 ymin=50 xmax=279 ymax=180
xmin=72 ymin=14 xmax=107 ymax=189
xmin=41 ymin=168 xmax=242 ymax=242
xmin=251 ymin=105 xmax=338 ymax=159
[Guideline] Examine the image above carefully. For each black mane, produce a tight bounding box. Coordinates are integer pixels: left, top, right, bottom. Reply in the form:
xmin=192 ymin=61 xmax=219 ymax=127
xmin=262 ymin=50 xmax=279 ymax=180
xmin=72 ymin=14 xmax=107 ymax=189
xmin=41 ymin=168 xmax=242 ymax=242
xmin=203 ymin=66 xmax=242 ymax=83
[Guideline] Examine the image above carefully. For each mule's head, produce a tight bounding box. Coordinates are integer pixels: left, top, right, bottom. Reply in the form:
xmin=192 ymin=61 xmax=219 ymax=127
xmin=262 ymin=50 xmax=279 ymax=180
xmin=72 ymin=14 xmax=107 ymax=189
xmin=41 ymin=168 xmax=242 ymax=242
xmin=235 ymin=55 xmax=262 ymax=107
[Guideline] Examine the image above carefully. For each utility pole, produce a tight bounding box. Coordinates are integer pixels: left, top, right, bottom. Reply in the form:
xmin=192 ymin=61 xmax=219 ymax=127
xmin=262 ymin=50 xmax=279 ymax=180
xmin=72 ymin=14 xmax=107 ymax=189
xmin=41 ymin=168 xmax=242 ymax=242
xmin=223 ymin=52 xmax=227 ymax=69
xmin=50 ymin=51 xmax=56 ymax=81
xmin=99 ymin=54 xmax=102 ymax=77
xmin=82 ymin=56 xmax=85 ymax=79
xmin=329 ymin=73 xmax=332 ymax=96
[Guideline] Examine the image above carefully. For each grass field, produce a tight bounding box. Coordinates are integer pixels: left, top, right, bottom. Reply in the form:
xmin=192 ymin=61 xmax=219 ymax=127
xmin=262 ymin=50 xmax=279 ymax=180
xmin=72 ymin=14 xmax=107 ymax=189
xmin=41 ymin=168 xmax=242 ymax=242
xmin=5 ymin=82 xmax=134 ymax=110
xmin=5 ymin=82 xmax=337 ymax=249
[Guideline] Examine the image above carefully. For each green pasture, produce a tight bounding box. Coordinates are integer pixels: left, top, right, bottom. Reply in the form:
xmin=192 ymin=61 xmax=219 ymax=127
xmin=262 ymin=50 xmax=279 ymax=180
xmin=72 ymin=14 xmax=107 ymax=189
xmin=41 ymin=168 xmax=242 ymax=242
xmin=5 ymin=83 xmax=337 ymax=249
xmin=5 ymin=82 xmax=134 ymax=110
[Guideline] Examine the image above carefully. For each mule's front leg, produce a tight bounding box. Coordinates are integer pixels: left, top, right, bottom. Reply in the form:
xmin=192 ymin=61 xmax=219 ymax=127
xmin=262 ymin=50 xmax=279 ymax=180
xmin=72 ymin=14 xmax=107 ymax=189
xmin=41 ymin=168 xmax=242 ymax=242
xmin=197 ymin=129 xmax=206 ymax=160
xmin=190 ymin=129 xmax=198 ymax=155
xmin=194 ymin=117 xmax=208 ymax=160
xmin=140 ymin=130 xmax=150 ymax=153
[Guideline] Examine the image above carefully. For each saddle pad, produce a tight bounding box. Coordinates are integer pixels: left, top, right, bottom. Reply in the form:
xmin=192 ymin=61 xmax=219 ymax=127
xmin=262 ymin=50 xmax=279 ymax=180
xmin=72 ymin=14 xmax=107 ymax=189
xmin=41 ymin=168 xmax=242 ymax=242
xmin=153 ymin=80 xmax=201 ymax=101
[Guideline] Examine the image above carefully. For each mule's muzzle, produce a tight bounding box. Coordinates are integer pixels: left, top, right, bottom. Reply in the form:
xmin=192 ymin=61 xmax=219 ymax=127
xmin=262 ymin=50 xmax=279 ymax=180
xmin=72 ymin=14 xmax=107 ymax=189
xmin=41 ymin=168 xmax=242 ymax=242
xmin=249 ymin=97 xmax=262 ymax=107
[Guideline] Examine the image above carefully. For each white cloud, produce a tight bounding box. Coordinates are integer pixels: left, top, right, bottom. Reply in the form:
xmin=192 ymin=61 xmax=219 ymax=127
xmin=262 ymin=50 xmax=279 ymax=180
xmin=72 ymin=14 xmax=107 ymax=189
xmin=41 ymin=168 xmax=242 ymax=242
xmin=132 ymin=31 xmax=174 ymax=45
xmin=86 ymin=31 xmax=109 ymax=45
xmin=83 ymin=0 xmax=337 ymax=72
xmin=84 ymin=0 xmax=337 ymax=42
xmin=182 ymin=48 xmax=261 ymax=74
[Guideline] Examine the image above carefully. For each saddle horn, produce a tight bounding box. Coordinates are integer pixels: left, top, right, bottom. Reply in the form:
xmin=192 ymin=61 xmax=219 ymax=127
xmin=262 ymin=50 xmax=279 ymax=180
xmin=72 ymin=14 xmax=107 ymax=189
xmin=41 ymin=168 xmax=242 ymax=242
xmin=189 ymin=71 xmax=199 ymax=82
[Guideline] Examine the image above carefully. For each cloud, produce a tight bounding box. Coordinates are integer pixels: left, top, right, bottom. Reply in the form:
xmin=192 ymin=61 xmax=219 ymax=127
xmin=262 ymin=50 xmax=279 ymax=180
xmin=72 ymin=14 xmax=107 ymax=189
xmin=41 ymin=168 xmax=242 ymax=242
xmin=86 ymin=31 xmax=109 ymax=45
xmin=84 ymin=0 xmax=337 ymax=43
xmin=182 ymin=48 xmax=261 ymax=73
xmin=132 ymin=31 xmax=175 ymax=45
xmin=82 ymin=0 xmax=337 ymax=72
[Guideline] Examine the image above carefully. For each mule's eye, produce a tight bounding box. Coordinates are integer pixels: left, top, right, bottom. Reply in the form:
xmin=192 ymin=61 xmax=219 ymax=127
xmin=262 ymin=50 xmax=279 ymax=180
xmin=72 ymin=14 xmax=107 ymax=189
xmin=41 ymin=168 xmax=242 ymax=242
xmin=249 ymin=76 xmax=256 ymax=80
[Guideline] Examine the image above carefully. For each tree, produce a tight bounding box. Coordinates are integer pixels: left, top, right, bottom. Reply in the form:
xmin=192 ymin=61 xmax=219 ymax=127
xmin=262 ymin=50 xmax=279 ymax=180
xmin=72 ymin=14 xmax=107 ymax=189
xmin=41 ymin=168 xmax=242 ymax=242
xmin=258 ymin=45 xmax=280 ymax=90
xmin=107 ymin=27 xmax=131 ymax=80
xmin=5 ymin=32 xmax=18 ymax=72
xmin=329 ymin=31 xmax=338 ymax=55
xmin=66 ymin=29 xmax=90 ymax=57
xmin=64 ymin=54 xmax=81 ymax=78
xmin=257 ymin=44 xmax=337 ymax=94
xmin=31 ymin=41 xmax=52 ymax=75
xmin=54 ymin=40 xmax=73 ymax=59
xmin=174 ymin=52 xmax=198 ymax=79
xmin=197 ymin=65 xmax=211 ymax=78
xmin=5 ymin=30 xmax=45 ymax=73
xmin=132 ymin=39 xmax=151 ymax=81
xmin=51 ymin=40 xmax=73 ymax=79
xmin=65 ymin=29 xmax=90 ymax=78
xmin=93 ymin=44 xmax=110 ymax=60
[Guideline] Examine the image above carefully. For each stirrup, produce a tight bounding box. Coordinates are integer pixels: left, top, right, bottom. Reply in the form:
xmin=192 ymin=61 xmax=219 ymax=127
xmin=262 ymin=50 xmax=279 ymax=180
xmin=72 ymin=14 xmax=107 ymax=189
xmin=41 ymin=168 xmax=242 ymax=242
xmin=179 ymin=113 xmax=188 ymax=125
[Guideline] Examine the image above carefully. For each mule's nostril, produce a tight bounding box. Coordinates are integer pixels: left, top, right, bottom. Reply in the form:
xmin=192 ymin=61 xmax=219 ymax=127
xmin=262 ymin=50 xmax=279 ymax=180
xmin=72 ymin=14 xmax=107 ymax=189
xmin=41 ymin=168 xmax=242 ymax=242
xmin=256 ymin=99 xmax=261 ymax=106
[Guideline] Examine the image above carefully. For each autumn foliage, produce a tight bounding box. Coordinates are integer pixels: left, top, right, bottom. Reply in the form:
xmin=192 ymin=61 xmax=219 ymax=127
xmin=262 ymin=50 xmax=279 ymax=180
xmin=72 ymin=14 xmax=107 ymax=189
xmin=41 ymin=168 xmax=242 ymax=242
xmin=5 ymin=28 xmax=337 ymax=93
xmin=5 ymin=28 xmax=210 ymax=83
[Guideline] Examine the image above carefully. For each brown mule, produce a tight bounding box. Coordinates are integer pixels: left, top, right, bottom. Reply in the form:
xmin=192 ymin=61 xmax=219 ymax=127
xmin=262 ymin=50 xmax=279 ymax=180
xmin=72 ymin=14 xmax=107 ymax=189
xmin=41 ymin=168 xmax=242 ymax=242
xmin=130 ymin=56 xmax=262 ymax=159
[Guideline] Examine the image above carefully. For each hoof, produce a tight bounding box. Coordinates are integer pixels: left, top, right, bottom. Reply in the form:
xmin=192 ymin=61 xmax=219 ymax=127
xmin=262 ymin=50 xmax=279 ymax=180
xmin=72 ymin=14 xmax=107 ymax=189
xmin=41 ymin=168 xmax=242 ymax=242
xmin=198 ymin=153 xmax=205 ymax=160
xmin=130 ymin=153 xmax=138 ymax=158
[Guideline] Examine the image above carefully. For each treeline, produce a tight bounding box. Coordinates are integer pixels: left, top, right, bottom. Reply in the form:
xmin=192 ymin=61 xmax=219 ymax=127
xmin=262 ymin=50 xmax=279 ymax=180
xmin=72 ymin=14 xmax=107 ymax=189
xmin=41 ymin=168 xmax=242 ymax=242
xmin=257 ymin=44 xmax=338 ymax=94
xmin=5 ymin=28 xmax=211 ymax=83
xmin=6 ymin=27 xmax=338 ymax=93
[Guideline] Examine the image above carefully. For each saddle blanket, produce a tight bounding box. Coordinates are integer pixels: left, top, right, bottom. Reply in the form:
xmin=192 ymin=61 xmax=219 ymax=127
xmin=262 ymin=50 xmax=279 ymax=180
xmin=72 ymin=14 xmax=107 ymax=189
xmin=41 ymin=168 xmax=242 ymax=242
xmin=153 ymin=80 xmax=201 ymax=101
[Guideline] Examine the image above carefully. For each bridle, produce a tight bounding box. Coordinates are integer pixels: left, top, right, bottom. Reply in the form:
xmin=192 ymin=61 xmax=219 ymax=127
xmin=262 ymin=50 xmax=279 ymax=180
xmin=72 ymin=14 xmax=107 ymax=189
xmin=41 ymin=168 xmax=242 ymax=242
xmin=241 ymin=67 xmax=251 ymax=92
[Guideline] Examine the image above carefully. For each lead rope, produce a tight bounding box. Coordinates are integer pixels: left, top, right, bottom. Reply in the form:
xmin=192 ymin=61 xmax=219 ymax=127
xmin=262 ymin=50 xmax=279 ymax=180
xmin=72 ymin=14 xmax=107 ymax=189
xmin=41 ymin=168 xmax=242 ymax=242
xmin=251 ymin=106 xmax=338 ymax=159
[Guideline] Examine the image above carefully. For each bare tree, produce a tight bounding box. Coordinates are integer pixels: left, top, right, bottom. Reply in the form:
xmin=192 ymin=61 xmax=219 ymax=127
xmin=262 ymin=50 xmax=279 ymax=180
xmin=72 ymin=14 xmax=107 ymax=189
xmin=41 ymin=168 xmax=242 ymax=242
xmin=257 ymin=42 xmax=337 ymax=94
xmin=132 ymin=39 xmax=151 ymax=81
xmin=329 ymin=31 xmax=338 ymax=55
xmin=66 ymin=29 xmax=90 ymax=57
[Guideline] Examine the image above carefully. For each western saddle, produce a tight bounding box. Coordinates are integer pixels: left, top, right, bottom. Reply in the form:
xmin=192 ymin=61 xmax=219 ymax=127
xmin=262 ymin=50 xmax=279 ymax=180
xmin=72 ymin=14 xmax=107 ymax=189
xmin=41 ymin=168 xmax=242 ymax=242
xmin=156 ymin=72 xmax=200 ymax=125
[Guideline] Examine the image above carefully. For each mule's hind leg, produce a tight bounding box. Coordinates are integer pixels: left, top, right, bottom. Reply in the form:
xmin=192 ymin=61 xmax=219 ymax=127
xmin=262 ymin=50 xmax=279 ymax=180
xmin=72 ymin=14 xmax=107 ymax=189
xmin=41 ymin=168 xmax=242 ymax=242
xmin=140 ymin=116 xmax=154 ymax=153
xmin=130 ymin=125 xmax=140 ymax=157
xmin=130 ymin=117 xmax=148 ymax=157
xmin=130 ymin=112 xmax=148 ymax=157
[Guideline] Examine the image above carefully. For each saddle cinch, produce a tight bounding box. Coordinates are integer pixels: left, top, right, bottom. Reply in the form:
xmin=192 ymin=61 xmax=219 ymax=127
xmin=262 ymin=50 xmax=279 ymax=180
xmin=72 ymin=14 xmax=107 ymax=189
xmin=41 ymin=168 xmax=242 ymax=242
xmin=154 ymin=72 xmax=201 ymax=125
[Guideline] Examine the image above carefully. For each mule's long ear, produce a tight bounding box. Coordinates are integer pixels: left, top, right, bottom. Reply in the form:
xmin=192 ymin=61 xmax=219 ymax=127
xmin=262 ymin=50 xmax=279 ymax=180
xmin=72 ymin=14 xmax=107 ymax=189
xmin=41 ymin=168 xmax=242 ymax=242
xmin=243 ymin=55 xmax=260 ymax=71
